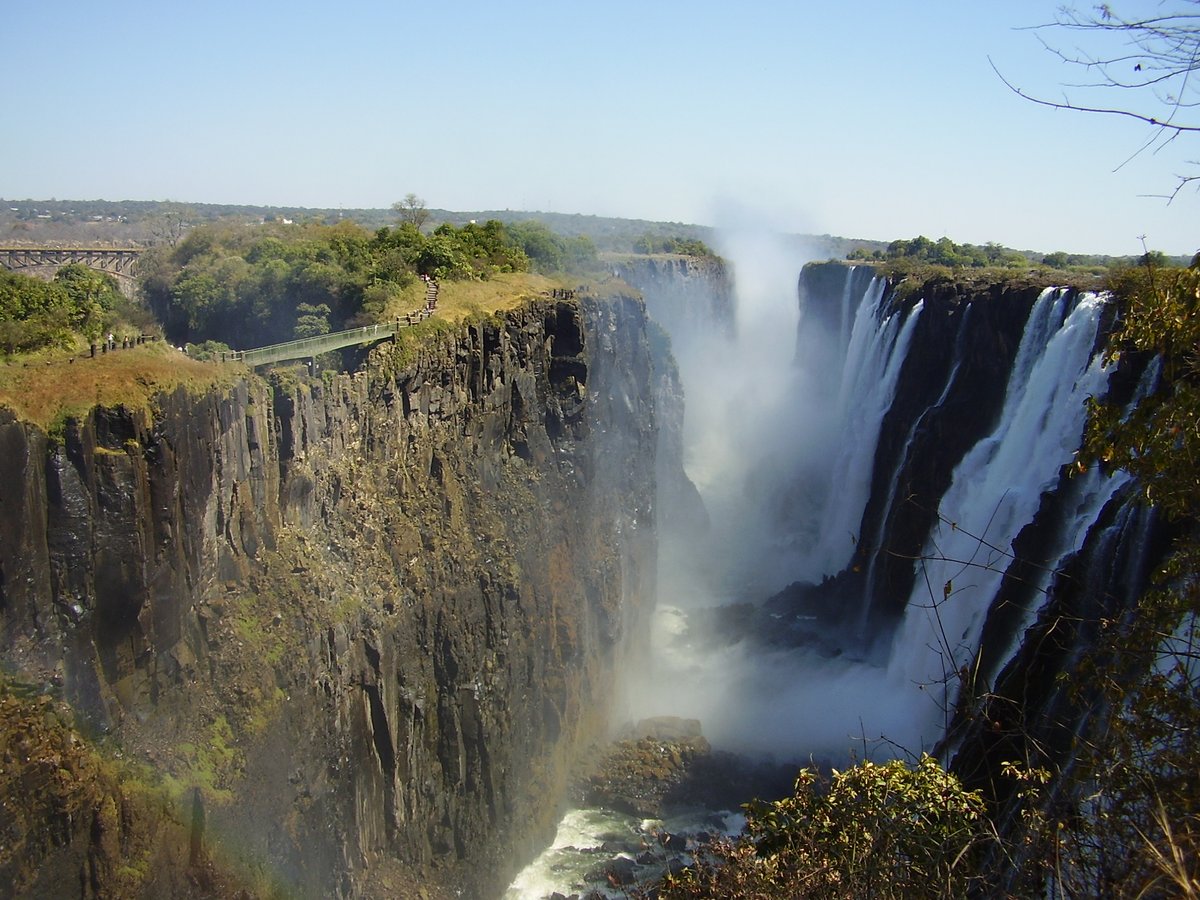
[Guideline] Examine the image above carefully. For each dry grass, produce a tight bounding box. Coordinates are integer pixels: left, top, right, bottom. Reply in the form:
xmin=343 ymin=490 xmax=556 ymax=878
xmin=431 ymin=272 xmax=565 ymax=322
xmin=0 ymin=271 xmax=630 ymax=431
xmin=0 ymin=341 xmax=240 ymax=431
xmin=374 ymin=274 xmax=566 ymax=331
xmin=408 ymin=271 xmax=635 ymax=323
xmin=376 ymin=272 xmax=566 ymax=326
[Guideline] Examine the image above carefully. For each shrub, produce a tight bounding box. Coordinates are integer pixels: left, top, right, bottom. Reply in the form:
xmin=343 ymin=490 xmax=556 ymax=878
xmin=655 ymin=754 xmax=989 ymax=899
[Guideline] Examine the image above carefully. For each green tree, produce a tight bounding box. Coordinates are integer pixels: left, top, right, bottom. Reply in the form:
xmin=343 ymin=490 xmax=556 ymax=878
xmin=293 ymin=303 xmax=331 ymax=338
xmin=0 ymin=271 xmax=75 ymax=354
xmin=53 ymin=264 xmax=119 ymax=341
xmin=506 ymin=221 xmax=566 ymax=272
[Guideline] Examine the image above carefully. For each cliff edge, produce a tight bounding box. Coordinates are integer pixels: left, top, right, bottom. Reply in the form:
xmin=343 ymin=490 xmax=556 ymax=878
xmin=0 ymin=294 xmax=662 ymax=899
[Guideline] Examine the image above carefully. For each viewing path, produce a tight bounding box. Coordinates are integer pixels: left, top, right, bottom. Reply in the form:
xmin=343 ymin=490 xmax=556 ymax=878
xmin=227 ymin=277 xmax=440 ymax=367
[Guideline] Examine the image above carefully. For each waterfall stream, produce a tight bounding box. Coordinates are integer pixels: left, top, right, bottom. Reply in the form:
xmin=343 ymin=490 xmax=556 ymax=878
xmin=507 ymin=249 xmax=1135 ymax=898
xmin=884 ymin=289 xmax=1113 ymax=745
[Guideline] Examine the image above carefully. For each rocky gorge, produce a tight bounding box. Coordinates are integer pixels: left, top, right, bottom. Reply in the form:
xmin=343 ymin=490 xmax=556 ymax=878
xmin=0 ymin=294 xmax=669 ymax=898
xmin=0 ymin=248 xmax=1170 ymax=900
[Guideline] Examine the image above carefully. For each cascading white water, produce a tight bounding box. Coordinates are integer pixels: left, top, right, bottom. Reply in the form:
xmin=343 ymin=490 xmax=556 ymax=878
xmin=674 ymin=263 xmax=930 ymax=598
xmin=510 ymin=259 xmax=1136 ymax=898
xmin=804 ymin=287 xmax=923 ymax=578
xmin=885 ymin=289 xmax=1114 ymax=745
xmin=665 ymin=232 xmax=824 ymax=599
xmin=630 ymin=255 xmax=945 ymax=757
xmin=638 ymin=270 xmax=1130 ymax=759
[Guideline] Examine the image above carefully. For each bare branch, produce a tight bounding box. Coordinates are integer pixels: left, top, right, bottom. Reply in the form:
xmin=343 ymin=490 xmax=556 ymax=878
xmin=998 ymin=1 xmax=1200 ymax=196
xmin=990 ymin=57 xmax=1200 ymax=133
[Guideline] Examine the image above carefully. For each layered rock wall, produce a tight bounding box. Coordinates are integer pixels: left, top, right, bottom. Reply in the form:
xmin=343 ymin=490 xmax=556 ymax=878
xmin=0 ymin=295 xmax=661 ymax=898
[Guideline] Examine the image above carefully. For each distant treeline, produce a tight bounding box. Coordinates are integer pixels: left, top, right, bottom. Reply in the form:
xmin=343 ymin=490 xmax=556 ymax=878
xmin=631 ymin=234 xmax=717 ymax=257
xmin=847 ymin=234 xmax=1185 ymax=271
xmin=1 ymin=199 xmax=724 ymax=256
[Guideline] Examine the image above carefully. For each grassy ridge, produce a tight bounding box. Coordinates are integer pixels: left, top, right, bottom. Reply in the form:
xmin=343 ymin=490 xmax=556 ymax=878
xmin=0 ymin=272 xmax=598 ymax=431
xmin=0 ymin=341 xmax=239 ymax=432
xmin=424 ymin=272 xmax=563 ymax=322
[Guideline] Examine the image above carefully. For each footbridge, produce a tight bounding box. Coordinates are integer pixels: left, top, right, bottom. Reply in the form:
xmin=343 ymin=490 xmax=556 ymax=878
xmin=227 ymin=278 xmax=439 ymax=367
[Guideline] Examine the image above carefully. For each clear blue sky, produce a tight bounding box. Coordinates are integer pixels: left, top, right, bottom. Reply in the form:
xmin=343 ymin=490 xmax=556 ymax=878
xmin=3 ymin=0 xmax=1196 ymax=256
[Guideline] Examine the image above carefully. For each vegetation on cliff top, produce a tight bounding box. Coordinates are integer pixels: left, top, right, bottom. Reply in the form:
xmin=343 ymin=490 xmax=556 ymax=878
xmin=0 ymin=340 xmax=239 ymax=433
xmin=844 ymin=230 xmax=1180 ymax=277
xmin=630 ymin=233 xmax=717 ymax=257
xmin=134 ymin=215 xmax=611 ymax=347
xmin=0 ymin=214 xmax=638 ymax=429
xmin=137 ymin=218 xmax=534 ymax=348
xmin=847 ymin=232 xmax=1181 ymax=277
xmin=0 ymin=263 xmax=153 ymax=356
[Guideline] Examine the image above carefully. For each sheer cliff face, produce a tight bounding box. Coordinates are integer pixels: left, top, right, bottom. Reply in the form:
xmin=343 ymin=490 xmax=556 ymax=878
xmin=610 ymin=254 xmax=735 ymax=340
xmin=0 ymin=296 xmax=659 ymax=899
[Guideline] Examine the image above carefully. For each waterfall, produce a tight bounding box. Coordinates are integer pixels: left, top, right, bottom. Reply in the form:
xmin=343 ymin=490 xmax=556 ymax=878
xmin=510 ymin=256 xmax=1159 ymax=899
xmin=803 ymin=285 xmax=922 ymax=578
xmin=636 ymin=258 xmax=1138 ymax=760
xmin=884 ymin=289 xmax=1113 ymax=744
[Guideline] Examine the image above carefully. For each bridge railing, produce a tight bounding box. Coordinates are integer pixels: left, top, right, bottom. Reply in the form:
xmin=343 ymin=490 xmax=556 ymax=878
xmin=228 ymin=320 xmax=407 ymax=367
xmin=227 ymin=277 xmax=440 ymax=367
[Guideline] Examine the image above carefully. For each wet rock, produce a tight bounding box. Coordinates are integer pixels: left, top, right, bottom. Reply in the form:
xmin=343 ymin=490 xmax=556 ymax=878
xmin=578 ymin=725 xmax=797 ymax=820
xmin=625 ymin=715 xmax=703 ymax=741
xmin=579 ymin=734 xmax=711 ymax=818
xmin=607 ymin=855 xmax=638 ymax=886
xmin=658 ymin=831 xmax=687 ymax=853
xmin=585 ymin=855 xmax=637 ymax=887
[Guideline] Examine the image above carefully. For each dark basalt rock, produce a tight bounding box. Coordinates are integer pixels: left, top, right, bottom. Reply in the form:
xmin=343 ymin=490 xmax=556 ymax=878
xmin=857 ymin=279 xmax=1042 ymax=625
xmin=577 ymin=719 xmax=795 ymax=820
xmin=0 ymin=296 xmax=674 ymax=900
xmin=611 ymin=253 xmax=736 ymax=341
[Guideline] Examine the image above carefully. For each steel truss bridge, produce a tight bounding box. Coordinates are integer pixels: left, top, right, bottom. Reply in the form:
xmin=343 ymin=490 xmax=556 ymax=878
xmin=0 ymin=245 xmax=143 ymax=294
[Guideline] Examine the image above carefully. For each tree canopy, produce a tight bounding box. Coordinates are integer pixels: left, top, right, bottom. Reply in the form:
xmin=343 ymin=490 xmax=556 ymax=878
xmin=140 ymin=218 xmax=543 ymax=347
xmin=847 ymin=234 xmax=1031 ymax=268
xmin=392 ymin=193 xmax=430 ymax=230
xmin=0 ymin=264 xmax=123 ymax=355
xmin=631 ymin=233 xmax=717 ymax=257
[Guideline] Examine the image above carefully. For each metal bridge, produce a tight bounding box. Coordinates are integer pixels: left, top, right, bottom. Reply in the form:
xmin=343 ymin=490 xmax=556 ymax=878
xmin=0 ymin=243 xmax=443 ymax=367
xmin=0 ymin=245 xmax=144 ymax=296
xmin=228 ymin=320 xmax=404 ymax=366
xmin=227 ymin=278 xmax=440 ymax=367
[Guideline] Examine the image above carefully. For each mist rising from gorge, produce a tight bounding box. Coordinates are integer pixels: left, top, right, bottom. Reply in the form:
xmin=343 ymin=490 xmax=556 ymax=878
xmin=626 ymin=226 xmax=1126 ymax=766
xmin=628 ymin=223 xmax=926 ymax=762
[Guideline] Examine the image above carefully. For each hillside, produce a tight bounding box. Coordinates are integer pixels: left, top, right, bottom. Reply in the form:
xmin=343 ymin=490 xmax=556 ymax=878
xmin=3 ymin=197 xmax=1171 ymax=267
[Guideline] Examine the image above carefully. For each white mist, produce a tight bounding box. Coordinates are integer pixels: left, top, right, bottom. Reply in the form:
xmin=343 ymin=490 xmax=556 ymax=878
xmin=630 ymin=225 xmax=924 ymax=761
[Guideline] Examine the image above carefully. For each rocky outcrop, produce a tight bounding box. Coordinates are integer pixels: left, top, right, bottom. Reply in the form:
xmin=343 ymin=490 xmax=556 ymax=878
xmin=577 ymin=717 xmax=793 ymax=820
xmin=0 ymin=295 xmax=664 ymax=899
